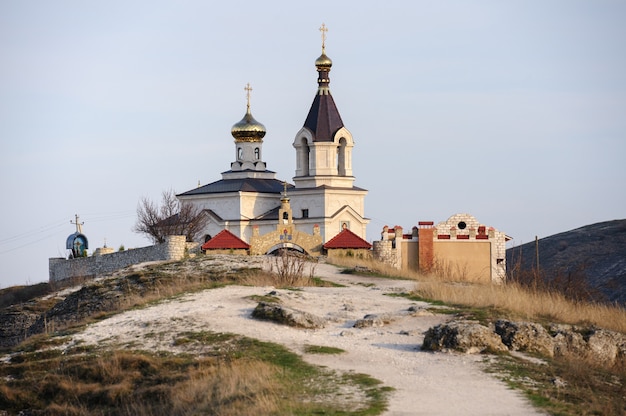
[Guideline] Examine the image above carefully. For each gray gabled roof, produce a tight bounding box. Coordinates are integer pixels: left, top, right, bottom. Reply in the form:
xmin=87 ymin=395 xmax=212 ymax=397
xmin=178 ymin=178 xmax=293 ymax=196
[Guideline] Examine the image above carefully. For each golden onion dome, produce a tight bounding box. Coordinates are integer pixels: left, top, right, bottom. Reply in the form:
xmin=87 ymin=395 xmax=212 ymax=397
xmin=231 ymin=110 xmax=266 ymax=142
xmin=315 ymin=52 xmax=332 ymax=70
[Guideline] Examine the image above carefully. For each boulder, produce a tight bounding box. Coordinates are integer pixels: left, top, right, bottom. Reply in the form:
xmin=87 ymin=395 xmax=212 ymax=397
xmin=422 ymin=321 xmax=508 ymax=354
xmin=353 ymin=313 xmax=393 ymax=328
xmin=495 ymin=320 xmax=554 ymax=357
xmin=251 ymin=302 xmax=326 ymax=329
xmin=550 ymin=324 xmax=588 ymax=358
xmin=584 ymin=328 xmax=626 ymax=366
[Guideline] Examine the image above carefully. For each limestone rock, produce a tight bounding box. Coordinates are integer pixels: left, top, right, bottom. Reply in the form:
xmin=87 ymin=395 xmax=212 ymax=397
xmin=585 ymin=328 xmax=626 ymax=366
xmin=251 ymin=301 xmax=326 ymax=329
xmin=353 ymin=313 xmax=393 ymax=328
xmin=28 ymin=284 xmax=120 ymax=337
xmin=0 ymin=310 xmax=39 ymax=348
xmin=550 ymin=324 xmax=588 ymax=358
xmin=495 ymin=320 xmax=554 ymax=357
xmin=422 ymin=321 xmax=508 ymax=354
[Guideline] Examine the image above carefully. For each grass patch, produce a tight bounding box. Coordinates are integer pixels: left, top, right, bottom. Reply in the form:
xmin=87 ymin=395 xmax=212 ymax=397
xmin=246 ymin=294 xmax=281 ymax=304
xmin=486 ymin=353 xmax=626 ymax=415
xmin=311 ymin=276 xmax=346 ymax=287
xmin=304 ymin=345 xmax=346 ymax=355
xmin=0 ymin=331 xmax=391 ymax=415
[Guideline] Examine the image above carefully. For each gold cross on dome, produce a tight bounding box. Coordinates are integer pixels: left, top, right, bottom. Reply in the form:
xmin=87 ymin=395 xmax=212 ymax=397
xmin=319 ymin=23 xmax=328 ymax=52
xmin=244 ymin=83 xmax=252 ymax=111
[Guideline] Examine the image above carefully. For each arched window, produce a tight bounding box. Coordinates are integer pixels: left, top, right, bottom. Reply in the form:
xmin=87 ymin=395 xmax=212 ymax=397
xmin=254 ymin=147 xmax=260 ymax=160
xmin=337 ymin=137 xmax=347 ymax=176
xmin=301 ymin=137 xmax=310 ymax=176
xmin=237 ymin=147 xmax=243 ymax=160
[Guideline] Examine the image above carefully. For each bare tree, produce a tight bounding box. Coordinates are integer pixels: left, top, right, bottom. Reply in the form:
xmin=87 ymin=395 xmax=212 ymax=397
xmin=133 ymin=189 xmax=208 ymax=244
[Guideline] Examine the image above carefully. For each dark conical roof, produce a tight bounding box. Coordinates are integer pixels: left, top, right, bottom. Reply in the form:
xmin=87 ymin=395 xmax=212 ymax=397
xmin=303 ymin=29 xmax=344 ymax=142
xmin=303 ymin=93 xmax=344 ymax=142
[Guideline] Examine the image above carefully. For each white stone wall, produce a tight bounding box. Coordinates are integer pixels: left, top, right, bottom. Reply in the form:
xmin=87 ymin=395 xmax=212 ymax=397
xmin=49 ymin=236 xmax=196 ymax=283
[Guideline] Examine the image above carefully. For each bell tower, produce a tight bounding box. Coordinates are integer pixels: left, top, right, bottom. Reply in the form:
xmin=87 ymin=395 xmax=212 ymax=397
xmin=289 ymin=24 xmax=369 ymax=243
xmin=292 ymin=24 xmax=355 ymax=189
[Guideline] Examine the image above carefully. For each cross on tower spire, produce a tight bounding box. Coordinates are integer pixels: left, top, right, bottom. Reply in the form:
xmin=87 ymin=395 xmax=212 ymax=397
xmin=319 ymin=23 xmax=328 ymax=53
xmin=244 ymin=83 xmax=252 ymax=112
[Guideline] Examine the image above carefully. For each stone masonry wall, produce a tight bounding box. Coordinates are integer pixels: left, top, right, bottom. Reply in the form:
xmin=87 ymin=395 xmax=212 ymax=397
xmin=372 ymin=240 xmax=399 ymax=269
xmin=49 ymin=236 xmax=197 ymax=283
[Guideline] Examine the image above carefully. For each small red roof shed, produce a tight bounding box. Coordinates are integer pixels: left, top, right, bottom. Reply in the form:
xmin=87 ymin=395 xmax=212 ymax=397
xmin=201 ymin=229 xmax=250 ymax=250
xmin=323 ymin=229 xmax=372 ymax=250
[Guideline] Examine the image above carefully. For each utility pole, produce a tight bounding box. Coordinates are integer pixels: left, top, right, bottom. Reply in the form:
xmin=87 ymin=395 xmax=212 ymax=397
xmin=535 ymin=235 xmax=540 ymax=275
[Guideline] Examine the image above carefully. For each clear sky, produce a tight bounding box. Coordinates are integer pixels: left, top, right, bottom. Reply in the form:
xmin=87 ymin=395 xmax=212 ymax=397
xmin=1 ymin=1 xmax=625 ymax=288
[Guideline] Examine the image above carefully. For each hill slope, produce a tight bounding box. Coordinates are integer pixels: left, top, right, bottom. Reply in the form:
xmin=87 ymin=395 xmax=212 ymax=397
xmin=506 ymin=219 xmax=626 ymax=304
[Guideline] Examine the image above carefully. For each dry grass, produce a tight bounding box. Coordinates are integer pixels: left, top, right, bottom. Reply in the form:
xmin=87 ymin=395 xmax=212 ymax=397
xmin=416 ymin=280 xmax=626 ymax=333
xmin=329 ymin=255 xmax=423 ymax=280
xmin=329 ymin=255 xmax=626 ymax=334
xmin=169 ymin=360 xmax=280 ymax=416
xmin=1 ymin=349 xmax=282 ymax=416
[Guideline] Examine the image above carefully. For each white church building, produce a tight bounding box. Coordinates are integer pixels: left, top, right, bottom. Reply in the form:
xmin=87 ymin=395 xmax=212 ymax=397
xmin=177 ymin=26 xmax=369 ymax=255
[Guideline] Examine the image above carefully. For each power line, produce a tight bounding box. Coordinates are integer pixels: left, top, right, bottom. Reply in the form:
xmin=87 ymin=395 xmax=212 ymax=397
xmin=0 ymin=219 xmax=68 ymax=246
xmin=0 ymin=210 xmax=136 ymax=248
xmin=0 ymin=229 xmax=66 ymax=255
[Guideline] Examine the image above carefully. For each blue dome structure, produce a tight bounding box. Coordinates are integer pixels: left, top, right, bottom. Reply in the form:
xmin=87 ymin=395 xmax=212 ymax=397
xmin=66 ymin=232 xmax=89 ymax=258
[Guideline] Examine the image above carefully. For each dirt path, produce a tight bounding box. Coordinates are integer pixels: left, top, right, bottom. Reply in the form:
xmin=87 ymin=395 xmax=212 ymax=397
xmin=73 ymin=260 xmax=544 ymax=415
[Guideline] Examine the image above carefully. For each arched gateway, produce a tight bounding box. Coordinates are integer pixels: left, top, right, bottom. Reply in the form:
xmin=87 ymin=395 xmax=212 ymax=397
xmin=249 ymin=191 xmax=322 ymax=256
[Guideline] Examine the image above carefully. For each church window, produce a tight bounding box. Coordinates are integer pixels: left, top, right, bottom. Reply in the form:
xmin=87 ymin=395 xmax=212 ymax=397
xmin=254 ymin=147 xmax=260 ymax=160
xmin=283 ymin=212 xmax=289 ymax=224
xmin=302 ymin=209 xmax=309 ymax=218
xmin=300 ymin=137 xmax=310 ymax=176
xmin=337 ymin=137 xmax=347 ymax=176
xmin=457 ymin=221 xmax=467 ymax=230
xmin=237 ymin=147 xmax=243 ymax=160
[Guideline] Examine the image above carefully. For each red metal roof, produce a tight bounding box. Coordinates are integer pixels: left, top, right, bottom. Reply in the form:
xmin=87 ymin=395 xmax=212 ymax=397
xmin=323 ymin=229 xmax=372 ymax=250
xmin=201 ymin=229 xmax=250 ymax=250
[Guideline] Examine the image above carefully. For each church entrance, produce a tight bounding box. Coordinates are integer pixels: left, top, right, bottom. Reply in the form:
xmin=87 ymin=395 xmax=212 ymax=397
xmin=266 ymin=242 xmax=306 ymax=255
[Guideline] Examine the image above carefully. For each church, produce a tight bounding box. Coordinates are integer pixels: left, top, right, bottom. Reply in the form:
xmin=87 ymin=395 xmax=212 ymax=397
xmin=177 ymin=25 xmax=369 ymax=256
xmin=50 ymin=26 xmax=511 ymax=284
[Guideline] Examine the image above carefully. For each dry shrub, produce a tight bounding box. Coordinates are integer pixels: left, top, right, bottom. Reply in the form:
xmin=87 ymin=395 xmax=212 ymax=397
xmin=415 ymin=280 xmax=626 ymax=334
xmin=508 ymin=264 xmax=605 ymax=303
xmin=267 ymin=250 xmax=317 ymax=287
